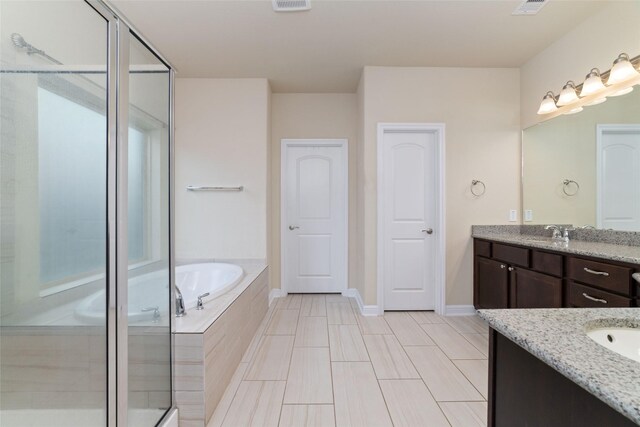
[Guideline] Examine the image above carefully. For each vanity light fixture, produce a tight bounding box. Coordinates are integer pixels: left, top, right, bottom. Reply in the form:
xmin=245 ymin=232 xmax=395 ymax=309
xmin=557 ymin=81 xmax=579 ymax=106
xmin=536 ymin=91 xmax=558 ymax=114
xmin=537 ymin=52 xmax=640 ymax=116
xmin=607 ymin=53 xmax=639 ymax=85
xmin=607 ymin=53 xmax=638 ymax=97
xmin=579 ymin=68 xmax=607 ymax=105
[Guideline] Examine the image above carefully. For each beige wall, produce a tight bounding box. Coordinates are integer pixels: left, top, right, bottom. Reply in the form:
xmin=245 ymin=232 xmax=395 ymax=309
xmin=520 ymin=2 xmax=640 ymax=129
xmin=269 ymin=94 xmax=358 ymax=290
xmin=175 ymin=78 xmax=270 ymax=260
xmin=359 ymin=66 xmax=521 ymax=306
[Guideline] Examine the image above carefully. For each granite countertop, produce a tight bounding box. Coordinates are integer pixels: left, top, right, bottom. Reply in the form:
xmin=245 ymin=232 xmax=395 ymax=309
xmin=478 ymin=308 xmax=640 ymax=424
xmin=472 ymin=229 xmax=640 ymax=265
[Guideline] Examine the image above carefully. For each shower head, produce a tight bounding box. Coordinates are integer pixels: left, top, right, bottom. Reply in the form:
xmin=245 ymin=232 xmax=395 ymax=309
xmin=10 ymin=33 xmax=45 ymax=56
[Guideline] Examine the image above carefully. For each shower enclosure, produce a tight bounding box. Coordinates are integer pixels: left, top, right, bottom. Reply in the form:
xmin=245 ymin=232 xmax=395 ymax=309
xmin=0 ymin=1 xmax=175 ymax=426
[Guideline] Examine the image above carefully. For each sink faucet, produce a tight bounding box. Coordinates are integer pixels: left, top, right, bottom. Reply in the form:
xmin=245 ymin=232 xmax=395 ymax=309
xmin=175 ymin=285 xmax=186 ymax=317
xmin=545 ymin=225 xmax=563 ymax=240
xmin=545 ymin=225 xmax=574 ymax=242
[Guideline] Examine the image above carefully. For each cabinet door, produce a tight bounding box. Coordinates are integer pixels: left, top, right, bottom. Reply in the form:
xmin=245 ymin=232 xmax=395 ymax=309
xmin=475 ymin=257 xmax=509 ymax=309
xmin=511 ymin=268 xmax=563 ymax=308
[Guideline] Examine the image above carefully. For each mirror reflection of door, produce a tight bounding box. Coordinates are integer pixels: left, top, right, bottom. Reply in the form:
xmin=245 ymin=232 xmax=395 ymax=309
xmin=597 ymin=124 xmax=640 ymax=231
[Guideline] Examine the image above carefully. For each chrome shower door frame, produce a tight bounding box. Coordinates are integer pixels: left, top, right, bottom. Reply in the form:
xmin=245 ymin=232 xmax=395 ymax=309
xmin=86 ymin=1 xmax=176 ymax=425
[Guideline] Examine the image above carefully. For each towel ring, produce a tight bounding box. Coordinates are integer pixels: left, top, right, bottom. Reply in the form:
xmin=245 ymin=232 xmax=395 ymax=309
xmin=471 ymin=180 xmax=486 ymax=196
xmin=562 ymin=179 xmax=579 ymax=196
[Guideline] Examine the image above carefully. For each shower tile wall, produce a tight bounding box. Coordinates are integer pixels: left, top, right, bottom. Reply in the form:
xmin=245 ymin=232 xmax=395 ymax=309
xmin=0 ymin=328 xmax=170 ymax=411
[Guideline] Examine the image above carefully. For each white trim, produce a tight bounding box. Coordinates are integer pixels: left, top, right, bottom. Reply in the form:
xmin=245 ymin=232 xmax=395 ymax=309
xmin=345 ymin=288 xmax=379 ymax=316
xmin=376 ymin=123 xmax=446 ymax=316
xmin=280 ymin=138 xmax=349 ymax=295
xmin=444 ymin=305 xmax=477 ymax=316
xmin=596 ymin=124 xmax=640 ymax=229
xmin=269 ymin=288 xmax=287 ymax=306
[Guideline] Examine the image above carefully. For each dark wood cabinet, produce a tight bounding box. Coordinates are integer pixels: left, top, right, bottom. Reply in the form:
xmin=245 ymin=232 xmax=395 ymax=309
xmin=489 ymin=330 xmax=637 ymax=427
xmin=511 ymin=267 xmax=562 ymax=308
xmin=475 ymin=257 xmax=509 ymax=309
xmin=474 ymin=238 xmax=637 ymax=309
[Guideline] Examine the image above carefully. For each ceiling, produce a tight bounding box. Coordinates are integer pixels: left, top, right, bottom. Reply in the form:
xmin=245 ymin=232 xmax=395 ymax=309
xmin=113 ymin=0 xmax=606 ymax=93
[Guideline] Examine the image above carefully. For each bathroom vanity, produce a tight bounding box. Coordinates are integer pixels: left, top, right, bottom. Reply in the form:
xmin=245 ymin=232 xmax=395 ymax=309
xmin=479 ymin=308 xmax=640 ymax=427
xmin=472 ymin=226 xmax=640 ymax=310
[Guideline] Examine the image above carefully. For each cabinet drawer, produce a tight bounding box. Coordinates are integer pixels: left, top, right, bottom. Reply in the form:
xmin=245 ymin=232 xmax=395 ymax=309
xmin=568 ymin=281 xmax=633 ymax=308
xmin=474 ymin=239 xmax=491 ymax=258
xmin=531 ymin=250 xmax=563 ymax=277
xmin=567 ymin=257 xmax=631 ymax=295
xmin=493 ymin=243 xmax=530 ymax=268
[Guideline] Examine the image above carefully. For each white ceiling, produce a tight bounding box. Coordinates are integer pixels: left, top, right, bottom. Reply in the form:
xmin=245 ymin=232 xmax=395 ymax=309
xmin=113 ymin=0 xmax=606 ymax=93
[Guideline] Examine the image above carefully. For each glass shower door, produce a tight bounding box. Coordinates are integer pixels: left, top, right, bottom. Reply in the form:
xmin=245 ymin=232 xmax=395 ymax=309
xmin=126 ymin=33 xmax=172 ymax=426
xmin=0 ymin=1 xmax=109 ymax=425
xmin=0 ymin=2 xmax=174 ymax=427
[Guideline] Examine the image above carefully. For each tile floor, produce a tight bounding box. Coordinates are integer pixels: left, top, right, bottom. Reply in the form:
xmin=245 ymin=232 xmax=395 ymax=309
xmin=208 ymin=294 xmax=489 ymax=427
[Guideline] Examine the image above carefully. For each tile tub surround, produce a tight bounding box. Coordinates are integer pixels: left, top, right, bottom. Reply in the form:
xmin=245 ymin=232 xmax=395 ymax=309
xmin=472 ymin=225 xmax=640 ymax=265
xmin=174 ymin=266 xmax=269 ymax=427
xmin=478 ymin=308 xmax=640 ymax=425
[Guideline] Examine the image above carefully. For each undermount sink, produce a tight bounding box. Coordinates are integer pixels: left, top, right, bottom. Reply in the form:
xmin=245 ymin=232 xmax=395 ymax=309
xmin=587 ymin=327 xmax=640 ymax=363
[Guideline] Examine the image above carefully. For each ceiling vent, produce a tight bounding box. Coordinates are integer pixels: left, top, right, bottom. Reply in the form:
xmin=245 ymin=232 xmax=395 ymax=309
xmin=272 ymin=0 xmax=311 ymax=12
xmin=512 ymin=0 xmax=548 ymax=16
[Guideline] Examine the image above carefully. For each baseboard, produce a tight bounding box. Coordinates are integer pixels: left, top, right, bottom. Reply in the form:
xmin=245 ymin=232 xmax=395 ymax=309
xmin=445 ymin=304 xmax=477 ymax=316
xmin=345 ymin=288 xmax=379 ymax=316
xmin=268 ymin=288 xmax=286 ymax=306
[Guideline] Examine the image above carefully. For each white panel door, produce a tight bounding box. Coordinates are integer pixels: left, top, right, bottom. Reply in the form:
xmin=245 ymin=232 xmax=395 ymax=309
xmin=598 ymin=125 xmax=640 ymax=231
xmin=382 ymin=131 xmax=437 ymax=310
xmin=283 ymin=141 xmax=347 ymax=293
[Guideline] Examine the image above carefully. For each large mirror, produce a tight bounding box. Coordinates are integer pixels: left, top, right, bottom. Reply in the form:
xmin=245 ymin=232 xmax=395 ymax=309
xmin=522 ymin=89 xmax=640 ymax=231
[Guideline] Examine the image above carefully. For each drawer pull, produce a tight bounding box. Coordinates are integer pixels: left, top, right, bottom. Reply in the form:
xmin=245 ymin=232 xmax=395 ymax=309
xmin=583 ymin=267 xmax=609 ymax=277
xmin=582 ymin=293 xmax=608 ymax=304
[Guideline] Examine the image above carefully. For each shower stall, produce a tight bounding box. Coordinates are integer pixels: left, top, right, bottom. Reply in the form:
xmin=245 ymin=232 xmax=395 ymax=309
xmin=0 ymin=1 xmax=175 ymax=426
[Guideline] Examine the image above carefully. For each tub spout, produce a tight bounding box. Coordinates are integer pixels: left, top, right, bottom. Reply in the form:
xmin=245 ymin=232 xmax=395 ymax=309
xmin=175 ymin=285 xmax=186 ymax=317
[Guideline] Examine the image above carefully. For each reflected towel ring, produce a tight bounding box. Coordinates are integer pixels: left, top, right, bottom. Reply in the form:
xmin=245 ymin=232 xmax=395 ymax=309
xmin=562 ymin=179 xmax=580 ymax=196
xmin=471 ymin=180 xmax=486 ymax=196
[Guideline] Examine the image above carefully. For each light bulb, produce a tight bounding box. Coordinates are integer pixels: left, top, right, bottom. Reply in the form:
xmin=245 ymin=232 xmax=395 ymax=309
xmin=557 ymin=81 xmax=579 ymax=106
xmin=580 ymin=68 xmax=606 ymax=97
xmin=609 ymin=86 xmax=634 ymax=97
xmin=607 ymin=53 xmax=639 ymax=85
xmin=565 ymin=106 xmax=583 ymax=115
xmin=537 ymin=91 xmax=558 ymax=115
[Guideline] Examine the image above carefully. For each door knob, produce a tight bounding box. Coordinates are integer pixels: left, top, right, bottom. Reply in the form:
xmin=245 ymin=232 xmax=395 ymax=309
xmin=421 ymin=228 xmax=433 ymax=234
xmin=289 ymin=225 xmax=300 ymax=230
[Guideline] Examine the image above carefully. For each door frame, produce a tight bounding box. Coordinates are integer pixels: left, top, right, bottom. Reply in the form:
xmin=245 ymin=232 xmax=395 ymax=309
xmin=280 ymin=138 xmax=349 ymax=295
xmin=596 ymin=124 xmax=640 ymax=228
xmin=376 ymin=123 xmax=446 ymax=315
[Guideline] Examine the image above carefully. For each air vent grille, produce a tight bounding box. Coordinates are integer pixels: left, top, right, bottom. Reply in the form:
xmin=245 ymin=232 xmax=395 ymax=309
xmin=512 ymin=0 xmax=548 ymax=16
xmin=272 ymin=0 xmax=311 ymax=12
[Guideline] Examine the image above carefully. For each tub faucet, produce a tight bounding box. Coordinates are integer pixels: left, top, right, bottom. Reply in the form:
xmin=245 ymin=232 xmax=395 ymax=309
xmin=175 ymin=285 xmax=186 ymax=317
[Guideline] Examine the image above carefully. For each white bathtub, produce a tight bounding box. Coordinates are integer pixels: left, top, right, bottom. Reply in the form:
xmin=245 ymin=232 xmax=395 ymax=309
xmin=74 ymin=263 xmax=243 ymax=324
xmin=176 ymin=263 xmax=244 ymax=308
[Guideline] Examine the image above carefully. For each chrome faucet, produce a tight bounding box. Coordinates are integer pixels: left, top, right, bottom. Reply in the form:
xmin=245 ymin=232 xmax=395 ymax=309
xmin=545 ymin=225 xmax=574 ymax=242
xmin=545 ymin=225 xmax=563 ymax=240
xmin=175 ymin=285 xmax=186 ymax=317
